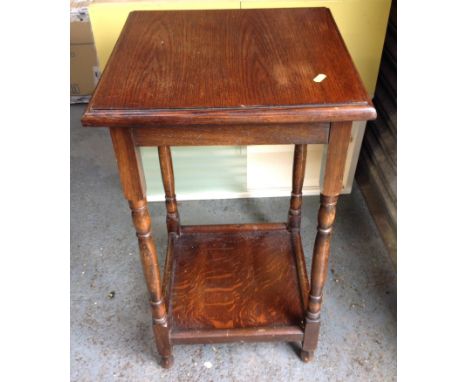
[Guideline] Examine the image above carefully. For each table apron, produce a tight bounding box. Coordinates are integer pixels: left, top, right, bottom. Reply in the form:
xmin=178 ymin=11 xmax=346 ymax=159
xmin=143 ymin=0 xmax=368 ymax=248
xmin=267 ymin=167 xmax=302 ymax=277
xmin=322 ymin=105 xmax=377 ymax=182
xmin=131 ymin=123 xmax=330 ymax=146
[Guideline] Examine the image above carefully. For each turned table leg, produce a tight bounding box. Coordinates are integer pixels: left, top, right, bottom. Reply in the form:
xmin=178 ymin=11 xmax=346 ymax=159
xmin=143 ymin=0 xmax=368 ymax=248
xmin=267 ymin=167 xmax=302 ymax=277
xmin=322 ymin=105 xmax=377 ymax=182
xmin=288 ymin=144 xmax=307 ymax=231
xmin=301 ymin=122 xmax=353 ymax=362
xmin=109 ymin=127 xmax=173 ymax=368
xmin=158 ymin=146 xmax=181 ymax=236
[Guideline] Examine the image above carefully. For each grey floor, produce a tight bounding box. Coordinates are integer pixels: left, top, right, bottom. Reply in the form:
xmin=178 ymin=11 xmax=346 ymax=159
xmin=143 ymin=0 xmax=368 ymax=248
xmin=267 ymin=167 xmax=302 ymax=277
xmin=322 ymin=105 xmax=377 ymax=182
xmin=71 ymin=105 xmax=396 ymax=381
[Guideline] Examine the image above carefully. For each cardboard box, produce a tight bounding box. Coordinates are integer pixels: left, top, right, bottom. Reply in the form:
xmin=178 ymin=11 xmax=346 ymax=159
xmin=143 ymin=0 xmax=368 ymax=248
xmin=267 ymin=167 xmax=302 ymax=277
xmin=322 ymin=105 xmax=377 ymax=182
xmin=71 ymin=0 xmax=100 ymax=103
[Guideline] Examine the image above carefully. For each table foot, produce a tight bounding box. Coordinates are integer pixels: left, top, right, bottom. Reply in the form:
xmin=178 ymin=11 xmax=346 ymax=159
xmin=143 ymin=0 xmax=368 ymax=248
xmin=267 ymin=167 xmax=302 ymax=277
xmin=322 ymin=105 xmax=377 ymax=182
xmin=160 ymin=355 xmax=174 ymax=369
xmin=300 ymin=350 xmax=313 ymax=363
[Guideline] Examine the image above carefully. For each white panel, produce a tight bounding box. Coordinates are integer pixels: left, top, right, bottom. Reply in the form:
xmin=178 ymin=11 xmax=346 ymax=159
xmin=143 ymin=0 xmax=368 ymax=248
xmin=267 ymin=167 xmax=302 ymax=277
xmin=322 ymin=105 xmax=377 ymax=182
xmin=246 ymin=144 xmax=324 ymax=196
xmin=141 ymin=146 xmax=247 ymax=202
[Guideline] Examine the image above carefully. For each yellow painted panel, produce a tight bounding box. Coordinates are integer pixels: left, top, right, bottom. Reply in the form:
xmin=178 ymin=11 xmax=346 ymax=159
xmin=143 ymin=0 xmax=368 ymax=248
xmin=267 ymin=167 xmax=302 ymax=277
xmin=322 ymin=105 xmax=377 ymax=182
xmin=89 ymin=0 xmax=241 ymax=70
xmin=240 ymin=0 xmax=391 ymax=94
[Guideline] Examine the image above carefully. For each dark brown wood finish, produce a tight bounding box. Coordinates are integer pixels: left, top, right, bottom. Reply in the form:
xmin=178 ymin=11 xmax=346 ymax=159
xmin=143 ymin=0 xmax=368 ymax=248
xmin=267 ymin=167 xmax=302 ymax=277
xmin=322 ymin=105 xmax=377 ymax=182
xmin=108 ymin=127 xmax=145 ymax=200
xmin=91 ymin=9 xmax=369 ymax=110
xmin=291 ymin=230 xmax=310 ymax=311
xmin=158 ymin=146 xmax=180 ymax=235
xmin=169 ymin=225 xmax=305 ymax=332
xmin=81 ymin=8 xmax=377 ymax=368
xmin=181 ymin=222 xmax=287 ymax=233
xmin=288 ymin=144 xmax=308 ymax=230
xmin=301 ymin=121 xmax=353 ymax=361
xmin=162 ymin=223 xmax=311 ymax=347
xmin=82 ymin=105 xmax=375 ymax=127
xmin=287 ymin=144 xmax=310 ymax=311
xmin=109 ymin=128 xmax=173 ymax=368
xmin=133 ymin=123 xmax=329 ymax=146
xmin=322 ymin=122 xmax=354 ymax=196
xmin=171 ymin=327 xmax=304 ymax=345
xmin=162 ymin=234 xmax=175 ymax=304
xmin=81 ymin=8 xmax=375 ymax=128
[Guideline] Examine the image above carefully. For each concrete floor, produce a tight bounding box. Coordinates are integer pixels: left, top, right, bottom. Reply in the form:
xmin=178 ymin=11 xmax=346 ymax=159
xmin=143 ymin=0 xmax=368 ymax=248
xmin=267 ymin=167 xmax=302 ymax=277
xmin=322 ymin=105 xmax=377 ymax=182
xmin=71 ymin=105 xmax=396 ymax=381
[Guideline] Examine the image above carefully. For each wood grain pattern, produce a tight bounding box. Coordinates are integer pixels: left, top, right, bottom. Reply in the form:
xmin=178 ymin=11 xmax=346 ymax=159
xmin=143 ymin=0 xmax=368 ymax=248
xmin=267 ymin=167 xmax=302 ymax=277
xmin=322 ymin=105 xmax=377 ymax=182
xmin=158 ymin=146 xmax=180 ymax=235
xmin=322 ymin=122 xmax=354 ymax=195
xmin=129 ymin=199 xmax=173 ymax=368
xmin=181 ymin=223 xmax=287 ymax=233
xmin=302 ymin=195 xmax=338 ymax=361
xmin=109 ymin=127 xmax=146 ymax=200
xmin=291 ymin=230 xmax=310 ymax=312
xmin=162 ymin=233 xmax=175 ymax=305
xmin=132 ymin=123 xmax=329 ymax=146
xmin=82 ymin=104 xmax=375 ymax=127
xmin=93 ymin=8 xmax=369 ymax=108
xmin=82 ymin=7 xmax=379 ymax=367
xmin=81 ymin=8 xmax=376 ymax=127
xmin=108 ymin=127 xmax=173 ymax=368
xmin=171 ymin=327 xmax=303 ymax=345
xmin=168 ymin=225 xmax=305 ymax=333
xmin=302 ymin=121 xmax=353 ymax=361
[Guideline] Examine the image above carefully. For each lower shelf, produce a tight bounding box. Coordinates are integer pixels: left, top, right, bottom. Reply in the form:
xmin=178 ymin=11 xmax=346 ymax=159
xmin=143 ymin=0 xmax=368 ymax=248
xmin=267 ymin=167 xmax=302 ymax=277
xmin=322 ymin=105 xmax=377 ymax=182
xmin=164 ymin=223 xmax=309 ymax=344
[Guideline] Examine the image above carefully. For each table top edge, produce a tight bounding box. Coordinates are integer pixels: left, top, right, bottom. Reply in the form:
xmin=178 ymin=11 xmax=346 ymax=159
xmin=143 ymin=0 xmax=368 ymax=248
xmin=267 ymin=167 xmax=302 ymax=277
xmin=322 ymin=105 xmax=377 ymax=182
xmin=81 ymin=102 xmax=376 ymax=128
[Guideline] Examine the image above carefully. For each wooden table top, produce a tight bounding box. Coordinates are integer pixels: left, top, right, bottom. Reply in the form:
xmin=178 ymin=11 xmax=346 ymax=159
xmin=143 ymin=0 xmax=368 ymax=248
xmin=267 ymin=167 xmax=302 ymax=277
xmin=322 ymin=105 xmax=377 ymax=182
xmin=82 ymin=8 xmax=375 ymax=127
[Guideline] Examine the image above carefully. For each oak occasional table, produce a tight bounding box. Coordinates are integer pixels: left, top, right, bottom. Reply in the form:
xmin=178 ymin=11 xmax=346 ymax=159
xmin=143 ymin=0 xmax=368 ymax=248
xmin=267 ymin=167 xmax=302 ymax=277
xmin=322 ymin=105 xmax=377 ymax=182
xmin=82 ymin=8 xmax=376 ymax=368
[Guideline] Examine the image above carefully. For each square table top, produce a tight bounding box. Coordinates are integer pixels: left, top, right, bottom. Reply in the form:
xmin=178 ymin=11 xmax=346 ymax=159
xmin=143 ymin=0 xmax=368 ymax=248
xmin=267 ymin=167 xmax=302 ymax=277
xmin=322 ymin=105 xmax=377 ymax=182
xmin=82 ymin=8 xmax=375 ymax=127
